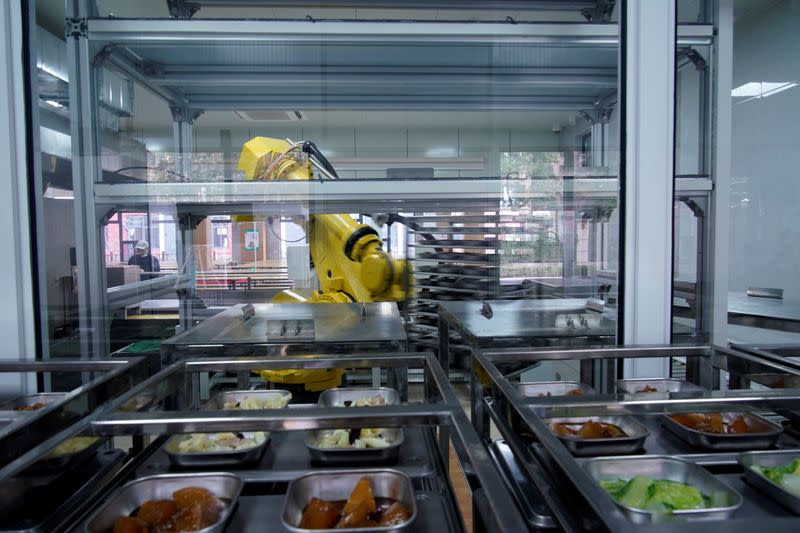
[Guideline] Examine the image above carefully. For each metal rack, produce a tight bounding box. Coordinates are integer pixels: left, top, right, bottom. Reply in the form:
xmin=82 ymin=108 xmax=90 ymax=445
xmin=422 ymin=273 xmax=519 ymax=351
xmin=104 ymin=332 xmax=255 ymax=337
xmin=1 ymin=352 xmax=526 ymax=532
xmin=470 ymin=344 xmax=800 ymax=532
xmin=0 ymin=358 xmax=148 ymax=473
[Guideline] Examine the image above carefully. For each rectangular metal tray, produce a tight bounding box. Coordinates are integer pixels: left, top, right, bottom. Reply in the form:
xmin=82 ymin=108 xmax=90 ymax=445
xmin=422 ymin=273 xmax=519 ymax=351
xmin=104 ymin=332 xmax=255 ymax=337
xmin=584 ymin=455 xmax=743 ymax=524
xmin=616 ymin=378 xmax=703 ymax=394
xmin=281 ymin=469 xmax=416 ymax=532
xmin=305 ymin=428 xmax=404 ymax=466
xmin=662 ymin=412 xmax=783 ymax=451
xmin=26 ymin=436 xmax=105 ymax=474
xmin=85 ymin=472 xmax=243 ymax=533
xmin=517 ymin=381 xmax=595 ymax=397
xmin=205 ymin=389 xmax=292 ymax=410
xmin=739 ymin=450 xmax=800 ymax=515
xmin=317 ymin=387 xmax=399 ymax=407
xmin=164 ymin=432 xmax=270 ymax=468
xmin=0 ymin=392 xmax=69 ymax=411
xmin=545 ymin=416 xmax=650 ymax=457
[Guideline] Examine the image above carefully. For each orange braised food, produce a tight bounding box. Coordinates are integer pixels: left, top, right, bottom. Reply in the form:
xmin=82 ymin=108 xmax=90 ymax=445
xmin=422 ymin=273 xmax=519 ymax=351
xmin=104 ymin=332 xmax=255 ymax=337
xmin=636 ymin=385 xmax=659 ymax=393
xmin=111 ymin=487 xmax=223 ymax=533
xmin=550 ymin=420 xmax=628 ymax=439
xmin=14 ymin=402 xmax=47 ymax=411
xmin=298 ymin=477 xmax=412 ymax=529
xmin=670 ymin=413 xmax=757 ymax=434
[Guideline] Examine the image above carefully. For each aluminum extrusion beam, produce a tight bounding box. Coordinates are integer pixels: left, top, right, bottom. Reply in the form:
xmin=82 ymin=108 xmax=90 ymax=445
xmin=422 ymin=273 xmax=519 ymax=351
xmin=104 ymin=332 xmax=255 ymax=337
xmin=106 ymin=273 xmax=193 ymax=310
xmin=188 ymin=0 xmax=598 ymax=9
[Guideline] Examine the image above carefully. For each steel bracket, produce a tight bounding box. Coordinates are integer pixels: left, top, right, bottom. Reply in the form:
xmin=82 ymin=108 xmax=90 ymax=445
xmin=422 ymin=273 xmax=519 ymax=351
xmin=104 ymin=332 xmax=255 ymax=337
xmin=578 ymin=103 xmax=613 ymax=125
xmin=677 ymin=46 xmax=708 ymax=71
xmin=167 ymin=0 xmax=201 ymax=19
xmin=65 ymin=17 xmax=87 ymax=39
xmin=679 ymin=197 xmax=705 ymax=219
xmin=169 ymin=105 xmax=204 ymax=124
xmin=580 ymin=0 xmax=615 ymax=23
xmin=178 ymin=213 xmax=206 ymax=231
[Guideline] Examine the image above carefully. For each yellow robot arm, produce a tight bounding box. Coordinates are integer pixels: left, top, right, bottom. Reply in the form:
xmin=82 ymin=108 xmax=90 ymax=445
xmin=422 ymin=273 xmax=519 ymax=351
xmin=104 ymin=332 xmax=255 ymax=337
xmin=238 ymin=136 xmax=408 ymax=304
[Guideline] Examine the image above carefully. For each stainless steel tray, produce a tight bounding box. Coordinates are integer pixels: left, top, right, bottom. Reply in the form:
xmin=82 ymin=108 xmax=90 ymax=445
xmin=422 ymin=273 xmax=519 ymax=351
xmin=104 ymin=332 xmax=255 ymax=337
xmin=85 ymin=472 xmax=243 ymax=533
xmin=317 ymin=387 xmax=399 ymax=407
xmin=616 ymin=378 xmax=703 ymax=394
xmin=26 ymin=436 xmax=105 ymax=474
xmin=164 ymin=432 xmax=270 ymax=468
xmin=661 ymin=412 xmax=783 ymax=451
xmin=517 ymin=381 xmax=595 ymax=397
xmin=205 ymin=389 xmax=291 ymax=410
xmin=281 ymin=469 xmax=416 ymax=532
xmin=305 ymin=428 xmax=404 ymax=466
xmin=584 ymin=455 xmax=742 ymax=524
xmin=0 ymin=392 xmax=69 ymax=411
xmin=545 ymin=416 xmax=649 ymax=457
xmin=739 ymin=450 xmax=800 ymax=514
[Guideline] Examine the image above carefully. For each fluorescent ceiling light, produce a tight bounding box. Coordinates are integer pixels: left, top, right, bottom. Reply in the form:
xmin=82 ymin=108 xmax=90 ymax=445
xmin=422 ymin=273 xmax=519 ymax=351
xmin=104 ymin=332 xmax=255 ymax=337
xmin=44 ymin=185 xmax=74 ymax=200
xmin=44 ymin=100 xmax=63 ymax=109
xmin=731 ymin=81 xmax=797 ymax=103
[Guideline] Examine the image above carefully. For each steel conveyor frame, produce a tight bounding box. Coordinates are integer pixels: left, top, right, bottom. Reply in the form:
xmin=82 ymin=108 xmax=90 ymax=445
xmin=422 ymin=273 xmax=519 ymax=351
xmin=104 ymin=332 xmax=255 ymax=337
xmin=470 ymin=344 xmax=800 ymax=532
xmin=2 ymin=352 xmax=525 ymax=533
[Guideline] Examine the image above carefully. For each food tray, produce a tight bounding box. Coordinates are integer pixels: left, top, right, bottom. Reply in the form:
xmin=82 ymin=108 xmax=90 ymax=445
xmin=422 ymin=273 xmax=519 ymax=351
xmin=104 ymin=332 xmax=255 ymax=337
xmin=281 ymin=469 xmax=417 ymax=532
xmin=317 ymin=387 xmax=400 ymax=408
xmin=205 ymin=389 xmax=291 ymax=410
xmin=26 ymin=436 xmax=105 ymax=474
xmin=85 ymin=472 xmax=243 ymax=533
xmin=662 ymin=412 xmax=783 ymax=451
xmin=545 ymin=416 xmax=650 ymax=457
xmin=584 ymin=455 xmax=742 ymax=524
xmin=739 ymin=450 xmax=800 ymax=514
xmin=164 ymin=432 xmax=270 ymax=468
xmin=305 ymin=428 xmax=404 ymax=466
xmin=0 ymin=392 xmax=69 ymax=411
xmin=616 ymin=378 xmax=703 ymax=394
xmin=517 ymin=381 xmax=595 ymax=397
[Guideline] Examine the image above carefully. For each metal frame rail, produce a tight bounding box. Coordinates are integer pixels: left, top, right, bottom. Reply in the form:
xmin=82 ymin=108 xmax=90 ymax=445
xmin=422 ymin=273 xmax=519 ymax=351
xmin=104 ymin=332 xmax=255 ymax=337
xmin=470 ymin=344 xmax=800 ymax=532
xmin=1 ymin=352 xmax=525 ymax=533
xmin=0 ymin=358 xmax=147 ymax=471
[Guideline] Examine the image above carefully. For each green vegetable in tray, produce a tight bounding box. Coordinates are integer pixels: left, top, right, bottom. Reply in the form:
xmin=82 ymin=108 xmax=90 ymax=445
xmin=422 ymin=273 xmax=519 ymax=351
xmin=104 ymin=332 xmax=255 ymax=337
xmin=752 ymin=458 xmax=800 ymax=496
xmin=600 ymin=476 xmax=709 ymax=512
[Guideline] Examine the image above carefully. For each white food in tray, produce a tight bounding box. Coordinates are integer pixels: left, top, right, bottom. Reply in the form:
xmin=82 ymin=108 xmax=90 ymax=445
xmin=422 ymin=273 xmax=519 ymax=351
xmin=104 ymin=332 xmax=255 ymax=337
xmin=223 ymin=393 xmax=291 ymax=410
xmin=176 ymin=431 xmax=267 ymax=453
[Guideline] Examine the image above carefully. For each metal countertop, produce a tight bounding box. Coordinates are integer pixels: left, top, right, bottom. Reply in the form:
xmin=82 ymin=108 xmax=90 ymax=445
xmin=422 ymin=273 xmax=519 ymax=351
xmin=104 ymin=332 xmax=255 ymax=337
xmin=162 ymin=302 xmax=407 ymax=346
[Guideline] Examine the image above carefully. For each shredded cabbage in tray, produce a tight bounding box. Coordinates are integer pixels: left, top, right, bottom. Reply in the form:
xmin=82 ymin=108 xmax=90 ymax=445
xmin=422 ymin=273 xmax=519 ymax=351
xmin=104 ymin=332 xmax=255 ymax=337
xmin=752 ymin=458 xmax=800 ymax=496
xmin=223 ymin=393 xmax=291 ymax=410
xmin=176 ymin=431 xmax=267 ymax=453
xmin=600 ymin=476 xmax=710 ymax=512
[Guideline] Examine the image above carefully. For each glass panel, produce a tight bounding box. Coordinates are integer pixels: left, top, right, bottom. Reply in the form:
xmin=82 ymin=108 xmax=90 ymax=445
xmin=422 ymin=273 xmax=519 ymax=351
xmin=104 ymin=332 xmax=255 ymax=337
xmin=727 ymin=0 xmax=800 ymax=346
xmin=678 ymin=0 xmax=711 ymax=24
xmin=29 ymin=5 xmax=623 ymax=373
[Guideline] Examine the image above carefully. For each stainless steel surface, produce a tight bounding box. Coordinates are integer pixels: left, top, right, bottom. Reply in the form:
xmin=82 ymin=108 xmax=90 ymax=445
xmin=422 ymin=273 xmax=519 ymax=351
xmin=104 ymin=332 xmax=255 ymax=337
xmin=438 ymin=299 xmax=617 ymax=341
xmin=160 ymin=303 xmax=407 ymax=364
xmin=583 ymin=455 xmax=743 ymax=524
xmin=26 ymin=436 xmax=105 ymax=474
xmin=616 ymin=378 xmax=704 ymax=394
xmin=544 ymin=416 xmax=649 ymax=457
xmin=281 ymin=469 xmax=416 ymax=532
xmin=0 ymin=357 xmax=148 ymax=476
xmin=205 ymin=390 xmax=292 ymax=410
xmin=85 ymin=473 xmax=243 ymax=533
xmin=68 ymin=352 xmax=527 ymax=532
xmin=662 ymin=412 xmax=783 ymax=451
xmin=164 ymin=432 xmax=270 ymax=468
xmin=517 ymin=381 xmax=595 ymax=397
xmin=0 ymin=393 xmax=69 ymax=411
xmin=317 ymin=388 xmax=400 ymax=408
xmin=739 ymin=450 xmax=800 ymax=515
xmin=305 ymin=428 xmax=404 ymax=466
xmin=470 ymin=344 xmax=800 ymax=532
xmin=488 ymin=440 xmax=556 ymax=529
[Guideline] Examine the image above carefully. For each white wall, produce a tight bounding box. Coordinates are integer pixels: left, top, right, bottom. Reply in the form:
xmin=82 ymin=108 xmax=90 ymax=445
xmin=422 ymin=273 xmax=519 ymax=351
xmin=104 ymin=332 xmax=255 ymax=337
xmin=729 ymin=0 xmax=800 ymax=298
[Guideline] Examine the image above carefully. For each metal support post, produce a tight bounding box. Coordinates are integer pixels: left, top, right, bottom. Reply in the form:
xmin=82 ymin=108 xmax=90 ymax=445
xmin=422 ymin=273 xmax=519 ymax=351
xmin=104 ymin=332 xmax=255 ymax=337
xmin=177 ymin=214 xmax=201 ymax=333
xmin=170 ymin=105 xmax=202 ymax=181
xmin=710 ymin=0 xmax=733 ymax=345
xmin=622 ymin=0 xmax=676 ymax=376
xmin=437 ymin=310 xmax=450 ymax=377
xmin=67 ymin=0 xmax=110 ymax=359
